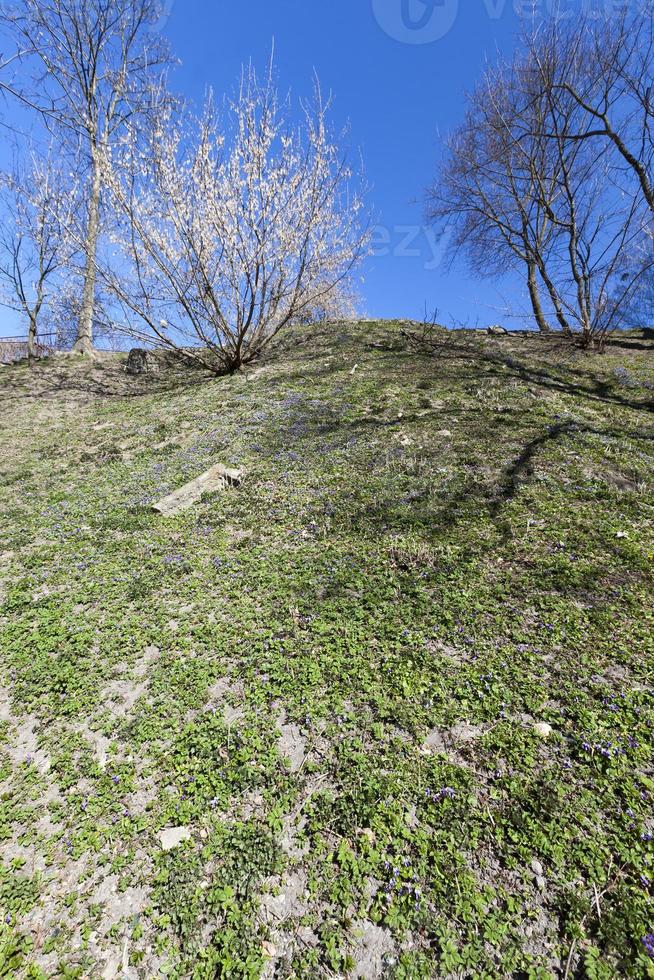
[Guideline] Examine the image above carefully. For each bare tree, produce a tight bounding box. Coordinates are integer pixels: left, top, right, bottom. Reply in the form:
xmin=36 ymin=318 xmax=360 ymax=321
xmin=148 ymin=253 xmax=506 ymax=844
xmin=40 ymin=277 xmax=123 ymax=350
xmin=429 ymin=33 xmax=653 ymax=347
xmin=525 ymin=8 xmax=654 ymax=215
xmin=0 ymin=0 xmax=172 ymax=353
xmin=522 ymin=17 xmax=654 ymax=345
xmin=104 ymin=67 xmax=369 ymax=374
xmin=0 ymin=152 xmax=77 ymax=359
xmin=427 ymin=62 xmax=562 ymax=334
xmin=615 ymin=223 xmax=654 ymax=330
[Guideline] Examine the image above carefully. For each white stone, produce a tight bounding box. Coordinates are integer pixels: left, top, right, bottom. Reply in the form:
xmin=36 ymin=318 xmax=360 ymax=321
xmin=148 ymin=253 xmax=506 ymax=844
xmin=153 ymin=464 xmax=243 ymax=516
xmin=158 ymin=826 xmax=191 ymax=851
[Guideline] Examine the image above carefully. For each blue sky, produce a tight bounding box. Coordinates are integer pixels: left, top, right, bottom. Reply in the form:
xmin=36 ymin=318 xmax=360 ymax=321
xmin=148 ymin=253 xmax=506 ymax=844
xmin=1 ymin=1 xmax=595 ymax=337
xmin=164 ymin=0 xmax=529 ymax=328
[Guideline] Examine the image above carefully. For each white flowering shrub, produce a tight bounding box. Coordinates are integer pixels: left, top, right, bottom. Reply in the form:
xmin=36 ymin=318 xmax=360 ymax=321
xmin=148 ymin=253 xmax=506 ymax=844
xmin=106 ymin=66 xmax=369 ymax=374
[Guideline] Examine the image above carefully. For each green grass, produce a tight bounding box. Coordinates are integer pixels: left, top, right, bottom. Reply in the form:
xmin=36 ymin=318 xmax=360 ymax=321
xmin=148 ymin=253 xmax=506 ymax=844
xmin=0 ymin=321 xmax=653 ymax=978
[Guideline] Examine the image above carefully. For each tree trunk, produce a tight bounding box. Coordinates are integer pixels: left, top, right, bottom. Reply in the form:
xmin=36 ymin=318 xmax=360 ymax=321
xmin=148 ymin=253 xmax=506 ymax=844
xmin=27 ymin=314 xmax=37 ymax=363
xmin=537 ymin=261 xmax=573 ymax=335
xmin=74 ymin=146 xmax=101 ymax=354
xmin=527 ymin=261 xmax=550 ymax=333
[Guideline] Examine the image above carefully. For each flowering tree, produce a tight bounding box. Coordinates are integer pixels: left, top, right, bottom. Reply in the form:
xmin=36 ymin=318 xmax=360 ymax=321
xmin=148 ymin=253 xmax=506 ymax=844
xmin=0 ymin=153 xmax=77 ymax=359
xmin=106 ymin=67 xmax=369 ymax=374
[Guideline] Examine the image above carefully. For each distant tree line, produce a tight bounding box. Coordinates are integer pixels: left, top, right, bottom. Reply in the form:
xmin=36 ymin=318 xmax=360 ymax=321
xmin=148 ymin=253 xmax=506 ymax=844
xmin=428 ymin=5 xmax=654 ymax=347
xmin=2 ymin=2 xmax=652 ymax=363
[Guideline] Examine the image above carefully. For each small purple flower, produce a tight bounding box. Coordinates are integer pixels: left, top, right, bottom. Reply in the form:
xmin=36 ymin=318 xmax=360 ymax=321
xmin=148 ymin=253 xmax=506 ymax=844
xmin=426 ymin=786 xmax=456 ymax=802
xmin=642 ymin=934 xmax=654 ymax=958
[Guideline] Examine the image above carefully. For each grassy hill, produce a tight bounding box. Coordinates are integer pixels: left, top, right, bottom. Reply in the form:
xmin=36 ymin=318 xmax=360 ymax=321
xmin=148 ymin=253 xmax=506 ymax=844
xmin=1 ymin=322 xmax=653 ymax=978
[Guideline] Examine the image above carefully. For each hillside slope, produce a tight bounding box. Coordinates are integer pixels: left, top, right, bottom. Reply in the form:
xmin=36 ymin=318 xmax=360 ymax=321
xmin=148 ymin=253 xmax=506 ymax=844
xmin=1 ymin=322 xmax=653 ymax=978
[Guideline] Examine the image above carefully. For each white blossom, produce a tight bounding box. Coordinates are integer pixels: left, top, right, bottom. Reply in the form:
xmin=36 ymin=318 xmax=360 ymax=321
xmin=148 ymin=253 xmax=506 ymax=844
xmin=104 ymin=65 xmax=369 ymax=373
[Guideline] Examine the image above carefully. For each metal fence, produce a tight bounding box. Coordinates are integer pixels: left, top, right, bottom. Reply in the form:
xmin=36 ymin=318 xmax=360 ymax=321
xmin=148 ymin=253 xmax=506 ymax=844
xmin=0 ymin=337 xmax=56 ymax=364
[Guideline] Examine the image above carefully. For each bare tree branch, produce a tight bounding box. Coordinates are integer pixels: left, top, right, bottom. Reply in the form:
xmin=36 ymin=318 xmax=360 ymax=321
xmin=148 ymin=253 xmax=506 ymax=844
xmin=0 ymin=149 xmax=78 ymax=358
xmin=428 ymin=22 xmax=654 ymax=348
xmin=0 ymin=0 xmax=174 ymax=352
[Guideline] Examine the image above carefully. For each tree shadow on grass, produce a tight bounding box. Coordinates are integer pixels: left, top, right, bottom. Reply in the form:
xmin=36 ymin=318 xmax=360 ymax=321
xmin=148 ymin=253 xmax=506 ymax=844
xmin=0 ymin=356 xmax=215 ymax=405
xmin=315 ymin=412 xmax=653 ymax=568
xmin=414 ymin=332 xmax=654 ymax=415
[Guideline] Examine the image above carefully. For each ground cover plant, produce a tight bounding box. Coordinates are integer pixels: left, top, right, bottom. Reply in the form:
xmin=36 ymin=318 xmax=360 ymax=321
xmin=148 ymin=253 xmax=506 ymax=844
xmin=0 ymin=321 xmax=653 ymax=978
